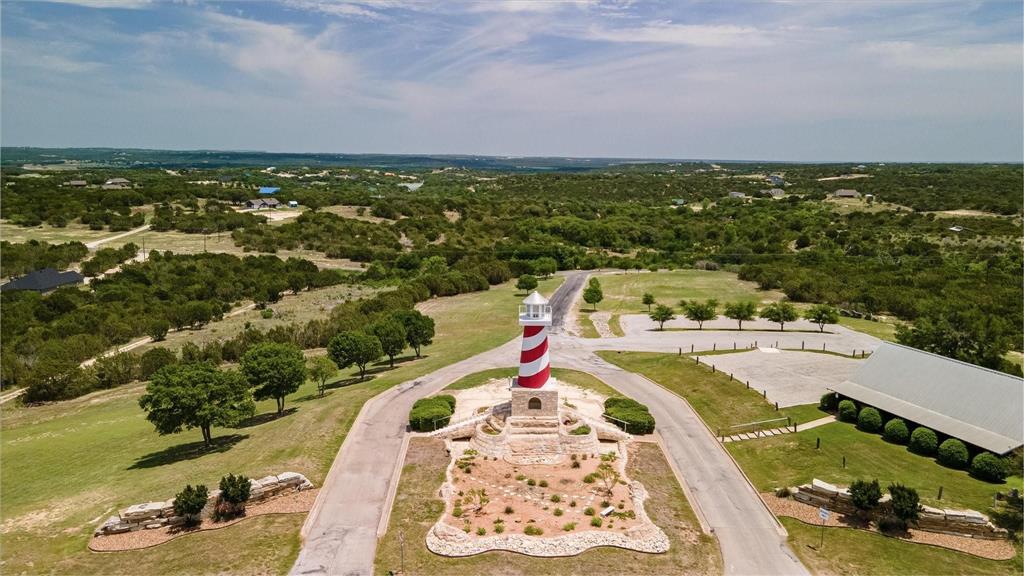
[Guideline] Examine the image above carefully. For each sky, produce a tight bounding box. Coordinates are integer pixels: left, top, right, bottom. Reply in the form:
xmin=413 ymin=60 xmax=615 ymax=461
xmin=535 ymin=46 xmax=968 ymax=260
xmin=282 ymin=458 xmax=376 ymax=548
xmin=1 ymin=0 xmax=1022 ymax=161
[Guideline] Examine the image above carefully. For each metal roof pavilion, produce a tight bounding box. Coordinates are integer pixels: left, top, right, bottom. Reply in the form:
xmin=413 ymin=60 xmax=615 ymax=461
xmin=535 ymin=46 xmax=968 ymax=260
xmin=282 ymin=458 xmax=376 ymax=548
xmin=259 ymin=186 xmax=280 ymax=195
xmin=830 ymin=342 xmax=1024 ymax=454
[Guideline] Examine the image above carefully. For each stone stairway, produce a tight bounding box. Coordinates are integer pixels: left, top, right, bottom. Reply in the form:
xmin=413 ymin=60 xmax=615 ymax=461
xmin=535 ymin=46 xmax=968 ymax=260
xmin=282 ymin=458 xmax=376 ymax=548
xmin=504 ymin=417 xmax=564 ymax=464
xmin=720 ymin=415 xmax=836 ymax=443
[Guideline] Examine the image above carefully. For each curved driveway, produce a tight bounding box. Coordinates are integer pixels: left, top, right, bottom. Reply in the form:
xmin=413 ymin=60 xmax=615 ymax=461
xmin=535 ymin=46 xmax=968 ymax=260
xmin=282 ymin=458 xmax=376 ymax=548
xmin=291 ymin=272 xmax=834 ymax=575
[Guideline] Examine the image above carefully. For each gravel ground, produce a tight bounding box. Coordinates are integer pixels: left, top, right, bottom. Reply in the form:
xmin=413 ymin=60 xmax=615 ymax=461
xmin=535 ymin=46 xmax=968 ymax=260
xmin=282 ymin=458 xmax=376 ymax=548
xmin=89 ymin=489 xmax=318 ymax=552
xmin=763 ymin=493 xmax=1016 ymax=561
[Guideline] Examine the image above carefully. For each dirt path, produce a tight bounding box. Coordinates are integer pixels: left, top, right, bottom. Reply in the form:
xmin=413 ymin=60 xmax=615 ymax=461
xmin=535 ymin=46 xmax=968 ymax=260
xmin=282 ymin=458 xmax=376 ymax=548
xmin=84 ymin=224 xmax=151 ymax=250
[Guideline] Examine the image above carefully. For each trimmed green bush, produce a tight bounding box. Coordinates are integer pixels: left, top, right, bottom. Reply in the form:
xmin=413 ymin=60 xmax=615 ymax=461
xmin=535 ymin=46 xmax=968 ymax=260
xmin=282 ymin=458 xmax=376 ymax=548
xmin=569 ymin=425 xmax=591 ymax=436
xmin=937 ymin=438 xmax=969 ymax=469
xmin=173 ymin=484 xmax=209 ymax=526
xmin=970 ymin=452 xmax=1010 ymax=482
xmin=849 ymin=479 xmax=882 ymax=513
xmin=603 ymin=397 xmax=656 ymax=434
xmin=857 ymin=407 xmax=882 ymax=432
xmin=888 ymin=483 xmax=920 ymax=522
xmin=819 ymin=392 xmax=838 ymax=411
xmin=882 ymin=418 xmax=909 ymax=444
xmin=909 ymin=427 xmax=938 ymax=456
xmin=408 ymin=396 xmax=454 ymax=432
xmin=837 ymin=399 xmax=858 ymax=423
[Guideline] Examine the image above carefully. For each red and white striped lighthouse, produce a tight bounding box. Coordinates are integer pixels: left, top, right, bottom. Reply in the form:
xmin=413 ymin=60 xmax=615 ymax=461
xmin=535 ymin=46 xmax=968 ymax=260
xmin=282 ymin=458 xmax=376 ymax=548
xmin=517 ymin=291 xmax=552 ymax=389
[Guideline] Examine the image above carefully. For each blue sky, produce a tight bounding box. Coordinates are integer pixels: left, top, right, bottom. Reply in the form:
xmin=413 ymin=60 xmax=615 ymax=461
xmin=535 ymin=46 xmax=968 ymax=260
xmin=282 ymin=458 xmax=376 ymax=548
xmin=2 ymin=0 xmax=1021 ymax=161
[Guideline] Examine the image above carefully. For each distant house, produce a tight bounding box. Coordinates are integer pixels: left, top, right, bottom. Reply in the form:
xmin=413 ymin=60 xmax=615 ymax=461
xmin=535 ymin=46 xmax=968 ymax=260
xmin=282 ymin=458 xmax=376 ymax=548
xmin=287 ymin=200 xmax=299 ymax=208
xmin=671 ymin=198 xmax=687 ymax=206
xmin=762 ymin=188 xmax=785 ymax=199
xmin=1 ymin=268 xmax=84 ymax=293
xmin=728 ymin=191 xmax=746 ymax=199
xmin=259 ymin=186 xmax=280 ymax=195
xmin=834 ymin=189 xmax=860 ymax=198
xmin=102 ymin=177 xmax=131 ymax=190
xmin=830 ymin=342 xmax=1023 ymax=455
xmin=245 ymin=198 xmax=281 ymax=210
xmin=64 ymin=180 xmax=87 ymax=188
xmin=767 ymin=175 xmax=785 ymax=186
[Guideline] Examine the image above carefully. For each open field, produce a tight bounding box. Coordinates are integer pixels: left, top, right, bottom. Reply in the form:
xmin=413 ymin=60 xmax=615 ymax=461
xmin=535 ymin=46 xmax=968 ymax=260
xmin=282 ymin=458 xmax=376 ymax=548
xmin=598 ymin=351 xmax=827 ymax=434
xmin=836 ymin=316 xmax=899 ymax=341
xmin=0 ymin=220 xmax=112 ymax=243
xmin=780 ymin=517 xmax=1021 ymax=576
xmin=319 ymin=204 xmax=395 ymax=223
xmin=727 ymin=422 xmax=1024 ymax=513
xmin=824 ymin=197 xmax=912 ymax=214
xmin=374 ymin=438 xmax=721 ymax=575
xmin=595 ymin=269 xmax=785 ymax=316
xmin=0 ymin=276 xmax=562 ymax=574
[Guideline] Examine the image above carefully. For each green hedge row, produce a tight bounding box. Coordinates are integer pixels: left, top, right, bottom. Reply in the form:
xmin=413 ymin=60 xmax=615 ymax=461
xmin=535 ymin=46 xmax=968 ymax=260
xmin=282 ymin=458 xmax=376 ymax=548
xmin=409 ymin=394 xmax=456 ymax=432
xmin=603 ymin=397 xmax=655 ymax=435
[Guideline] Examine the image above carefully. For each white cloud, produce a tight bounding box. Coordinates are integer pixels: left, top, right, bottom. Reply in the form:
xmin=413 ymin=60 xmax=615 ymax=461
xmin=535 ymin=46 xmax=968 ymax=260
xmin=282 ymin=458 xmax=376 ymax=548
xmin=40 ymin=0 xmax=153 ymax=8
xmin=466 ymin=0 xmax=595 ymax=13
xmin=582 ymin=21 xmax=774 ymax=48
xmin=282 ymin=0 xmax=389 ymax=21
xmin=864 ymin=41 xmax=1022 ymax=71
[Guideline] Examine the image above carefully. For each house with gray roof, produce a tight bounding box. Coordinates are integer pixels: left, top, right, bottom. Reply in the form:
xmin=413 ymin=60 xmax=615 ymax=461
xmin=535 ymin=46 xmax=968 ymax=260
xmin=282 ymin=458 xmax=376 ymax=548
xmin=830 ymin=342 xmax=1024 ymax=455
xmin=833 ymin=189 xmax=860 ymax=198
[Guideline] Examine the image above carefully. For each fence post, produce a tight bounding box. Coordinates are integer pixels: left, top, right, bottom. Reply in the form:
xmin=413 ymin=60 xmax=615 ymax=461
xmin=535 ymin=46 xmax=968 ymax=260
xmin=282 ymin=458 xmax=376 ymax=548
xmin=823 ymin=342 xmax=826 ymax=351
xmin=842 ymin=455 xmax=846 ymax=468
xmin=802 ymin=340 xmax=805 ymax=350
xmin=678 ymin=347 xmax=682 ymax=356
xmin=734 ymin=342 xmax=737 ymax=350
xmin=746 ymin=380 xmax=750 ymax=389
xmin=730 ymin=373 xmax=734 ymax=381
xmin=938 ymin=486 xmax=943 ymax=500
xmin=713 ymin=343 xmax=716 ymax=351
xmin=775 ymin=401 xmax=779 ymax=411
xmin=691 ymin=344 xmax=694 ymax=353
xmin=762 ymin=390 xmax=766 ymax=398
xmin=816 ymin=437 xmax=821 ymax=449
xmin=712 ymin=364 xmax=716 ymax=373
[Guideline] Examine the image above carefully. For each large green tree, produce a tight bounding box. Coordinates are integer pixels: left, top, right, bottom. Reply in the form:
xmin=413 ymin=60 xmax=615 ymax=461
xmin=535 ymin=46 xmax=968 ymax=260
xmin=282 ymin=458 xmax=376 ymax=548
xmin=681 ymin=299 xmax=717 ymax=330
xmin=328 ymin=331 xmax=383 ymax=379
xmin=240 ymin=342 xmax=307 ymax=415
xmin=649 ymin=304 xmax=676 ymax=330
xmin=805 ymin=304 xmax=840 ymax=332
xmin=138 ymin=363 xmax=255 ymax=446
xmin=759 ymin=302 xmax=798 ymax=331
xmin=371 ymin=318 xmax=407 ymax=367
xmin=583 ymin=277 xmax=603 ymax=310
xmin=516 ymin=274 xmax=538 ymax=292
xmin=393 ymin=309 xmax=435 ymax=358
xmin=896 ymin=305 xmax=1014 ymax=372
xmin=723 ymin=301 xmax=758 ymax=330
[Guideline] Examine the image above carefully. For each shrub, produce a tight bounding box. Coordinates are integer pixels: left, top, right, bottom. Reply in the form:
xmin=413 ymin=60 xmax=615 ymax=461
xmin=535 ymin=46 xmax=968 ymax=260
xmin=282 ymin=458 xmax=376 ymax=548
xmin=476 ymin=527 xmax=486 ymax=536
xmin=584 ymin=506 xmax=595 ymax=516
xmin=550 ymin=494 xmax=561 ymax=503
xmin=571 ymin=460 xmax=581 ymax=469
xmin=539 ymin=480 xmax=548 ymax=488
xmin=603 ymin=397 xmax=656 ymax=434
xmin=971 ymin=452 xmax=1010 ymax=482
xmin=819 ymin=392 xmax=838 ymax=411
xmin=882 ymin=418 xmax=909 ymax=444
xmin=837 ymin=400 xmax=858 ymax=422
xmin=857 ymin=407 xmax=882 ymax=432
xmin=775 ymin=487 xmax=791 ymax=498
xmin=909 ymin=427 xmax=938 ymax=455
xmin=504 ymin=506 xmax=514 ymax=514
xmin=569 ymin=425 xmax=591 ymax=436
xmin=554 ymin=508 xmax=564 ymax=516
xmin=173 ymin=484 xmax=209 ymax=526
xmin=435 ymin=394 xmax=456 ymax=412
xmin=452 ymin=507 xmax=463 ymax=518
xmin=524 ymin=525 xmax=543 ymax=536
xmin=583 ymin=474 xmax=596 ymax=484
xmin=515 ymin=474 xmax=526 ymax=481
xmin=570 ymin=500 xmax=577 ymax=507
xmin=139 ymin=347 xmax=177 ymax=380
xmin=849 ymin=479 xmax=882 ymax=513
xmin=888 ymin=483 xmax=920 ymax=522
xmin=494 ymin=523 xmax=505 ymax=534
xmin=877 ymin=514 xmax=908 ymax=534
xmin=215 ymin=473 xmax=251 ymax=519
xmin=990 ymin=491 xmax=1023 ymax=535
xmin=408 ymin=396 xmax=453 ymax=432
xmin=260 ymin=308 xmax=274 ymax=319
xmin=937 ymin=439 xmax=969 ymax=469
xmin=590 ymin=516 xmax=603 ymax=527
xmin=562 ymin=522 xmax=576 ymax=531
xmin=527 ymin=479 xmax=536 ymax=486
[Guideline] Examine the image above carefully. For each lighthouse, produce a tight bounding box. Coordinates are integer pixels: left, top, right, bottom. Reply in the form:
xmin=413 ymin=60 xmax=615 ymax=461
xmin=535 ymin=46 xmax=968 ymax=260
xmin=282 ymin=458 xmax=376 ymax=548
xmin=511 ymin=291 xmax=558 ymax=418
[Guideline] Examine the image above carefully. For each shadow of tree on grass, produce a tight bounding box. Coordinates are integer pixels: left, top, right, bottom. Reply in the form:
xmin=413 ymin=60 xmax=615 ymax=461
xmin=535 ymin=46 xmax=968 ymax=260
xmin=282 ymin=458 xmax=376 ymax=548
xmin=232 ymin=407 xmax=297 ymax=428
xmin=129 ymin=434 xmax=249 ymax=470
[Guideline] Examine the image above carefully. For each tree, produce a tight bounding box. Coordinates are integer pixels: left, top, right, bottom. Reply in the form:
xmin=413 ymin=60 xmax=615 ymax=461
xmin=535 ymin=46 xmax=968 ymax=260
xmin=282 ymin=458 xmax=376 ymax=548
xmin=139 ymin=347 xmax=178 ymax=380
xmin=849 ymin=479 xmax=882 ymax=516
xmin=583 ymin=278 xmax=603 ymax=311
xmin=805 ymin=304 xmax=840 ymax=332
xmin=649 ymin=304 xmax=676 ymax=330
xmin=138 ymin=363 xmax=255 ymax=446
xmin=594 ymin=462 xmax=620 ymax=496
xmin=516 ymin=274 xmax=538 ymax=292
xmin=327 ymin=331 xmax=382 ymax=379
xmin=308 ymin=356 xmax=337 ymax=397
xmin=240 ymin=342 xmax=306 ymax=415
xmin=681 ymin=299 xmax=717 ymax=330
xmin=723 ymin=301 xmax=757 ymax=330
xmin=371 ymin=318 xmax=407 ymax=367
xmin=642 ymin=292 xmax=655 ymax=312
xmin=533 ymin=257 xmax=558 ymax=278
xmin=888 ymin=483 xmax=920 ymax=523
xmin=759 ymin=302 xmax=798 ymax=331
xmin=896 ymin=305 xmax=1013 ymax=371
xmin=173 ymin=484 xmax=209 ymax=527
xmin=147 ymin=318 xmax=170 ymax=341
xmin=393 ymin=309 xmax=435 ymax=358
xmin=95 ymin=352 xmax=138 ymax=389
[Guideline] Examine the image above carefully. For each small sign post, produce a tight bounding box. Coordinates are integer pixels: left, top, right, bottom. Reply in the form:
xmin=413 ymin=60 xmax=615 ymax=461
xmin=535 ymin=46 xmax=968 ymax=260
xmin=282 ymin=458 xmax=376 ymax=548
xmin=818 ymin=507 xmax=830 ymax=549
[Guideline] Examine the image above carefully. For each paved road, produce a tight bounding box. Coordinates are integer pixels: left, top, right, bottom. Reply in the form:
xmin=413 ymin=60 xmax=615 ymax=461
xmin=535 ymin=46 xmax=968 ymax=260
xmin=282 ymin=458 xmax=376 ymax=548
xmin=291 ymin=270 xmax=808 ymax=575
xmin=291 ymin=273 xmax=586 ymax=576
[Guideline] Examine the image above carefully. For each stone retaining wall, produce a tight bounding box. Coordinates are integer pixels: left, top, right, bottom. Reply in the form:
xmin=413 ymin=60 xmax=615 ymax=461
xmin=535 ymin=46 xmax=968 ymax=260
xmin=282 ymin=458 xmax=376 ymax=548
xmin=792 ymin=479 xmax=1008 ymax=540
xmin=95 ymin=471 xmax=313 ymax=536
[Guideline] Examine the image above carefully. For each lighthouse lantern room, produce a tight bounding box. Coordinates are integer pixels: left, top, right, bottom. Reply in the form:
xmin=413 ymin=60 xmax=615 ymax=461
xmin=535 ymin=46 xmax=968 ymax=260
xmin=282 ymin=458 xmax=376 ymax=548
xmin=511 ymin=291 xmax=558 ymax=419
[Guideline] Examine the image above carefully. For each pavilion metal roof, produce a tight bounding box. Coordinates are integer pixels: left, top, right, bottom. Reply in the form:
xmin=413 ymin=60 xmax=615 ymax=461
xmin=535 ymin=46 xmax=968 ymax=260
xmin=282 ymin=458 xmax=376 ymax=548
xmin=830 ymin=342 xmax=1024 ymax=454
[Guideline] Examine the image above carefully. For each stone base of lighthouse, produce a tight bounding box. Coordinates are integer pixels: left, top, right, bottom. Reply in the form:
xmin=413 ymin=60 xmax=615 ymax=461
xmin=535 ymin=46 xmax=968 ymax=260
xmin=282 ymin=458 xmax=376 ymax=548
xmin=510 ymin=377 xmax=559 ymax=419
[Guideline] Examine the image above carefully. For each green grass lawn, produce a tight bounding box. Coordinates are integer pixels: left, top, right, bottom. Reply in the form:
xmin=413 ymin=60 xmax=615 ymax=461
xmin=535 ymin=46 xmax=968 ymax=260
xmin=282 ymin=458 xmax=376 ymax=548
xmin=780 ymin=517 xmax=1021 ymax=576
xmin=727 ymin=422 xmax=1024 ymax=513
xmin=374 ymin=438 xmax=721 ymax=576
xmin=595 ymin=269 xmax=785 ymax=315
xmin=444 ymin=367 xmax=621 ymax=398
xmin=0 ymin=276 xmax=563 ymax=575
xmin=598 ymin=351 xmax=827 ymax=434
xmin=836 ymin=316 xmax=899 ymax=342
xmin=0 ymin=220 xmax=113 ymax=244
